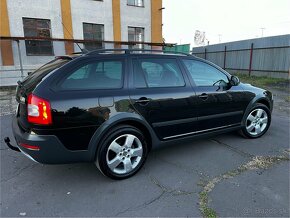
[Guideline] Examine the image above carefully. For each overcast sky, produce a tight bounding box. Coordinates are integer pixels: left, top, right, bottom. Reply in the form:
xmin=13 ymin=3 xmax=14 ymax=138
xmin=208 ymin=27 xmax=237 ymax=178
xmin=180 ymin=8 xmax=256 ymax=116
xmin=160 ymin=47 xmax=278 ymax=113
xmin=163 ymin=0 xmax=290 ymax=47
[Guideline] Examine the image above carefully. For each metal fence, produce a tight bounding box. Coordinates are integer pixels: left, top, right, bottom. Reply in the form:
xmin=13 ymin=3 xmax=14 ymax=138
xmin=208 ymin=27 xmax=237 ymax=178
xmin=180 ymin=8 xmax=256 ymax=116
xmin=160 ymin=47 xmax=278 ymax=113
xmin=0 ymin=36 xmax=172 ymax=86
xmin=192 ymin=34 xmax=290 ymax=79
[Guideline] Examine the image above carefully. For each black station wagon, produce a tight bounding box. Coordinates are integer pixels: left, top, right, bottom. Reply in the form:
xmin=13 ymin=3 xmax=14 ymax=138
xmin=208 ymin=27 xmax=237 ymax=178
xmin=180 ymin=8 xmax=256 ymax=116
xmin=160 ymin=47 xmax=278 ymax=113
xmin=5 ymin=49 xmax=273 ymax=179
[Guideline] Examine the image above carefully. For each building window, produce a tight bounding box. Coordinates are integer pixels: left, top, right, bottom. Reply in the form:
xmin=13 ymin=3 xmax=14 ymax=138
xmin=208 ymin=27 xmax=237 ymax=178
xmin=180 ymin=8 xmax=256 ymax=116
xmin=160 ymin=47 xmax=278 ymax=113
xmin=83 ymin=23 xmax=104 ymax=51
xmin=23 ymin=18 xmax=53 ymax=56
xmin=128 ymin=27 xmax=144 ymax=49
xmin=127 ymin=0 xmax=144 ymax=7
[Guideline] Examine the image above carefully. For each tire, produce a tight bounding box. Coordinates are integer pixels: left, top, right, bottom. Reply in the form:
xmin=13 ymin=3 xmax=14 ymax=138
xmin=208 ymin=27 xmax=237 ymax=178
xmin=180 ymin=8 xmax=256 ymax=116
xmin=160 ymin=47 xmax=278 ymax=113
xmin=239 ymin=103 xmax=271 ymax=139
xmin=96 ymin=125 xmax=148 ymax=180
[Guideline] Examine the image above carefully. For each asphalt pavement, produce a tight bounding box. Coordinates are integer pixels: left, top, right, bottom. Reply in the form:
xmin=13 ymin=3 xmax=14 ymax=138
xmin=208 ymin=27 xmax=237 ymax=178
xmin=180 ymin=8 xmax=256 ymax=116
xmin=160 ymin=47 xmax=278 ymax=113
xmin=0 ymin=89 xmax=289 ymax=217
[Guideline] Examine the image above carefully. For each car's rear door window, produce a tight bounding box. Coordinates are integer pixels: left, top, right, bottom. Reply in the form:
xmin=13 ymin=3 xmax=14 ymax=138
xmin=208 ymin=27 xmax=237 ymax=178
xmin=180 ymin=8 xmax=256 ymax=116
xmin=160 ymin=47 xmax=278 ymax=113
xmin=60 ymin=60 xmax=124 ymax=90
xmin=133 ymin=58 xmax=185 ymax=88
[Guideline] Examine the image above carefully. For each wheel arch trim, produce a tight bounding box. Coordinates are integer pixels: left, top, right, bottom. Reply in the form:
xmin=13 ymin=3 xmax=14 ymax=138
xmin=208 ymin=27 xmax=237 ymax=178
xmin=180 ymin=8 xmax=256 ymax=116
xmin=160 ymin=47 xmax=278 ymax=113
xmin=242 ymin=95 xmax=272 ymax=127
xmin=87 ymin=112 xmax=157 ymax=161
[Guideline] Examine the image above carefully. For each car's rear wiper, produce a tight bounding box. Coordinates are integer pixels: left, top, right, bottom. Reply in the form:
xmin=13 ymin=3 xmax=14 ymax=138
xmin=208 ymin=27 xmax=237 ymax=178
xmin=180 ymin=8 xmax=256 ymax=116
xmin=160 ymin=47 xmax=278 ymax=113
xmin=17 ymin=80 xmax=24 ymax=88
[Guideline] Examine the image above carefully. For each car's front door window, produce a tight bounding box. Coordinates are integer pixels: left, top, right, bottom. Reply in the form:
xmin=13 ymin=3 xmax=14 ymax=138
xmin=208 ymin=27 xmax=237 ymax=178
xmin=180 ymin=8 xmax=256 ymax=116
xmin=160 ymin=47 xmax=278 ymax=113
xmin=182 ymin=59 xmax=229 ymax=87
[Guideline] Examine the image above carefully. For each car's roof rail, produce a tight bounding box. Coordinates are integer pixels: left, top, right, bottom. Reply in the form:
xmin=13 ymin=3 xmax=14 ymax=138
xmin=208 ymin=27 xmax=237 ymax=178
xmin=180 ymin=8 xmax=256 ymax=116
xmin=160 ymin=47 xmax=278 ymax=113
xmin=85 ymin=48 xmax=194 ymax=57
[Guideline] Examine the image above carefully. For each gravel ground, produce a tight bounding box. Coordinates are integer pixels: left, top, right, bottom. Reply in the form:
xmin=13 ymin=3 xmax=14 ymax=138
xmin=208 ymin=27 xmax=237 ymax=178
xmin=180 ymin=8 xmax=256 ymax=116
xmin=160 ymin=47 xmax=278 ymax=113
xmin=0 ymin=89 xmax=17 ymax=116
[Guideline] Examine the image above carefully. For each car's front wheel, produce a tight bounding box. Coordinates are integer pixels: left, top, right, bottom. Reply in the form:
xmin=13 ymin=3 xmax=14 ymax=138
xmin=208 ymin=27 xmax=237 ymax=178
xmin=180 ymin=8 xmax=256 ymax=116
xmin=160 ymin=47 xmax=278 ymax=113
xmin=240 ymin=103 xmax=271 ymax=138
xmin=96 ymin=125 xmax=148 ymax=180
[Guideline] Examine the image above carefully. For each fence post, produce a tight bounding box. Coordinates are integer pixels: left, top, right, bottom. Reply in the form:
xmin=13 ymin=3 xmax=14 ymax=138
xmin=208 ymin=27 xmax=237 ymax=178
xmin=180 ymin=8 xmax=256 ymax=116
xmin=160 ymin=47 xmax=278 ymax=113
xmin=223 ymin=46 xmax=227 ymax=69
xmin=248 ymin=43 xmax=254 ymax=76
xmin=16 ymin=40 xmax=24 ymax=79
xmin=204 ymin=48 xmax=207 ymax=60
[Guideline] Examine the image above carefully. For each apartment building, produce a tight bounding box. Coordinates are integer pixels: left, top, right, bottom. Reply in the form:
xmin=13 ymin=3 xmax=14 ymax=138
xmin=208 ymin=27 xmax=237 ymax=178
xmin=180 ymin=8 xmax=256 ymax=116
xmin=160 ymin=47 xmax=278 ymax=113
xmin=0 ymin=0 xmax=163 ymax=85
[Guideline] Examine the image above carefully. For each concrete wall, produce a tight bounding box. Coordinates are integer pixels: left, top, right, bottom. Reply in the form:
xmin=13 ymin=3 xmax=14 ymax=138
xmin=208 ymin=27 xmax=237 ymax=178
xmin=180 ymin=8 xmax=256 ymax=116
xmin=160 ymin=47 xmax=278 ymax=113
xmin=192 ymin=35 xmax=290 ymax=79
xmin=71 ymin=0 xmax=114 ymax=41
xmin=7 ymin=0 xmax=65 ymax=64
xmin=1 ymin=0 xmax=65 ymax=85
xmin=120 ymin=0 xmax=151 ymax=45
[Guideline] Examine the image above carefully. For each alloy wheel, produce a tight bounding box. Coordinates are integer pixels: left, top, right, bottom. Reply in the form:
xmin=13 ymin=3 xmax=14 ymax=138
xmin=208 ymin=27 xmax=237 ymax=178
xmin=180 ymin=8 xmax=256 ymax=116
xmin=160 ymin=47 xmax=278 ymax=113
xmin=106 ymin=134 xmax=143 ymax=175
xmin=246 ymin=108 xmax=268 ymax=136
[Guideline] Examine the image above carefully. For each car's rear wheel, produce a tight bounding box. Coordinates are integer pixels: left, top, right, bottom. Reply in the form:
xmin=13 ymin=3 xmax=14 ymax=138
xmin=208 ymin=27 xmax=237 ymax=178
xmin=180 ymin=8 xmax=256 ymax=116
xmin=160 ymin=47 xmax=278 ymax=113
xmin=96 ymin=125 xmax=148 ymax=180
xmin=240 ymin=103 xmax=271 ymax=138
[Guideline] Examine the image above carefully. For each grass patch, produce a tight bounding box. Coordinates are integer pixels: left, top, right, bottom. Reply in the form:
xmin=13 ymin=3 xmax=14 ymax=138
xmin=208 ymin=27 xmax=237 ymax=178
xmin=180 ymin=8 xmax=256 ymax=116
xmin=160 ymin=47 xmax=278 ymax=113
xmin=199 ymin=191 xmax=217 ymax=218
xmin=234 ymin=73 xmax=289 ymax=89
xmin=203 ymin=207 xmax=217 ymax=218
xmin=284 ymin=96 xmax=290 ymax=102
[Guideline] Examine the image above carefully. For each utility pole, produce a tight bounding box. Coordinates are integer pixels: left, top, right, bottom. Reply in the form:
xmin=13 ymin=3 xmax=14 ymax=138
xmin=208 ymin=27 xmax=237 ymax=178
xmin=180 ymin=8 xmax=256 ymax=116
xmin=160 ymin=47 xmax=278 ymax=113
xmin=260 ymin=27 xmax=265 ymax=37
xmin=218 ymin=34 xmax=222 ymax=43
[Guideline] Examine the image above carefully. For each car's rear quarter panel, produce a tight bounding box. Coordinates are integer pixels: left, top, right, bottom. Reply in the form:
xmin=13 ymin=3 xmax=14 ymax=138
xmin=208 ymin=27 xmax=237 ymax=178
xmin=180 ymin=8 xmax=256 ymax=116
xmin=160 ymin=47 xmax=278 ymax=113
xmin=31 ymin=56 xmax=132 ymax=151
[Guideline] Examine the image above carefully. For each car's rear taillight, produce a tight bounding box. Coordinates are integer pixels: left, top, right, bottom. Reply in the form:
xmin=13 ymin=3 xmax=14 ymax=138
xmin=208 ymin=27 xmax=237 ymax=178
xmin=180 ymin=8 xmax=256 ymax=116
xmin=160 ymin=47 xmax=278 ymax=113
xmin=27 ymin=94 xmax=52 ymax=125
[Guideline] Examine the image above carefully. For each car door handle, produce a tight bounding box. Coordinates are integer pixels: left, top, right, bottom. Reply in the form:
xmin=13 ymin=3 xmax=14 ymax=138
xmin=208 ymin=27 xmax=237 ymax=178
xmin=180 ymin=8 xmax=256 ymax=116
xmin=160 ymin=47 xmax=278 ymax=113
xmin=198 ymin=93 xmax=208 ymax=100
xmin=135 ymin=97 xmax=150 ymax=105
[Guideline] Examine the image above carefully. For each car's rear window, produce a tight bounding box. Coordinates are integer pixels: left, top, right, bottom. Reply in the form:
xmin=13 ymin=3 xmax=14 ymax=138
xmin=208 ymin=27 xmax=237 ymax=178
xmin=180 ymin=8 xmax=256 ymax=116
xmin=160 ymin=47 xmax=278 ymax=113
xmin=21 ymin=58 xmax=70 ymax=87
xmin=59 ymin=60 xmax=124 ymax=90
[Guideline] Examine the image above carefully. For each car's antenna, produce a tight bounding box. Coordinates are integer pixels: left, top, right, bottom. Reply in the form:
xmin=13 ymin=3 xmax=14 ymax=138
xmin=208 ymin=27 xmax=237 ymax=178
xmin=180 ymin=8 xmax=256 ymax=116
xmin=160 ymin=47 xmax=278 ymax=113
xmin=60 ymin=17 xmax=87 ymax=53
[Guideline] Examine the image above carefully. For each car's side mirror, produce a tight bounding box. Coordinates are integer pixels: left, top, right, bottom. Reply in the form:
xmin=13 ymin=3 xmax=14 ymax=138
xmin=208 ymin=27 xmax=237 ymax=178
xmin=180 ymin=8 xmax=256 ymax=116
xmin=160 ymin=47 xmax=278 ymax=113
xmin=229 ymin=75 xmax=240 ymax=86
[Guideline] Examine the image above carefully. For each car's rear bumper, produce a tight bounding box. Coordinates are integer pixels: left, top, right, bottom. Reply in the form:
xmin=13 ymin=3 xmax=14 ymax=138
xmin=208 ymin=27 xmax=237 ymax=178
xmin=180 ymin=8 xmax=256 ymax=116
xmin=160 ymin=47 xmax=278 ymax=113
xmin=9 ymin=117 xmax=90 ymax=164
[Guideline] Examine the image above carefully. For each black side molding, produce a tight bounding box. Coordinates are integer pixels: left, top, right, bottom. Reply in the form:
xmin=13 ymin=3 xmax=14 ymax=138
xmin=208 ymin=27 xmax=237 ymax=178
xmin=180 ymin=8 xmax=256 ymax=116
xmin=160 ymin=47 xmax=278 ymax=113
xmin=4 ymin=137 xmax=20 ymax=152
